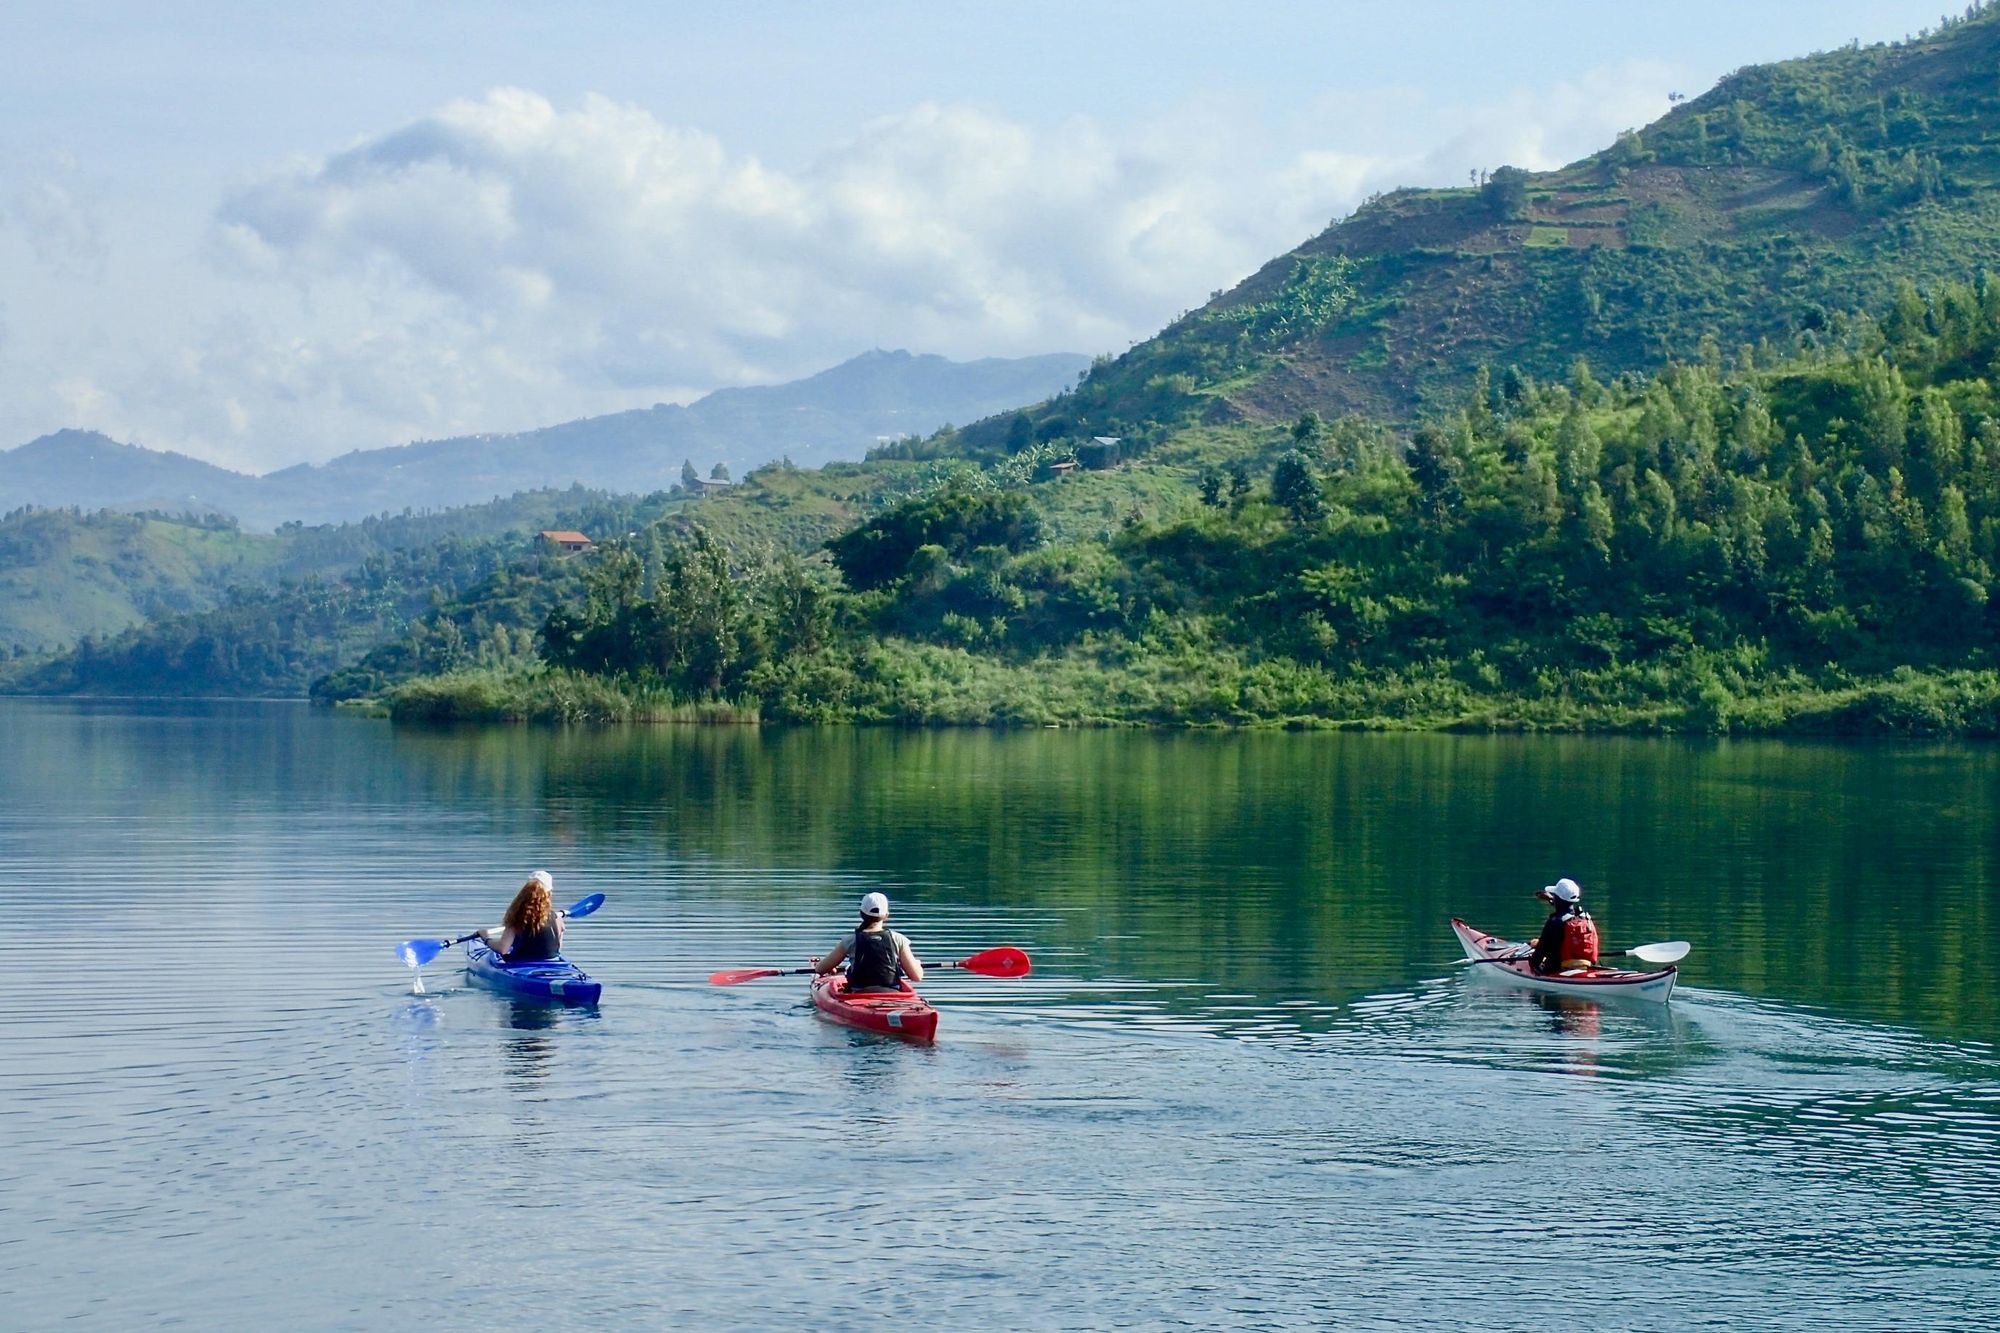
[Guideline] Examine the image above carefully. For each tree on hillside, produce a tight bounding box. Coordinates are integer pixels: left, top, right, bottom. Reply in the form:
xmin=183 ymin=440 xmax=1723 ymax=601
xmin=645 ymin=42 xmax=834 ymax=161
xmin=1482 ymin=166 xmax=1531 ymax=220
xmin=1292 ymin=410 xmax=1325 ymax=459
xmin=1272 ymin=451 xmax=1327 ymax=526
xmin=681 ymin=460 xmax=699 ymax=489
xmin=827 ymin=487 xmax=1042 ymax=591
xmin=1407 ymin=425 xmax=1465 ymax=522
xmin=1226 ymin=462 xmax=1252 ymax=503
xmin=1006 ymin=413 xmax=1034 ymax=454
xmin=1198 ymin=468 xmax=1225 ymax=507
xmin=710 ymin=463 xmax=731 ymax=482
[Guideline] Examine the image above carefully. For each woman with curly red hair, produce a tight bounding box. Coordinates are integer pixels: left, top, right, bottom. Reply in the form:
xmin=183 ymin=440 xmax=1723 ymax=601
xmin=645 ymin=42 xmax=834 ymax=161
xmin=477 ymin=870 xmax=564 ymax=962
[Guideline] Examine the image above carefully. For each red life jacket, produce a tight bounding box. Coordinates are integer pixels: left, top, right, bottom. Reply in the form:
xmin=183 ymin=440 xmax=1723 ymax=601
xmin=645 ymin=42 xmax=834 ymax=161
xmin=1561 ymin=911 xmax=1600 ymax=968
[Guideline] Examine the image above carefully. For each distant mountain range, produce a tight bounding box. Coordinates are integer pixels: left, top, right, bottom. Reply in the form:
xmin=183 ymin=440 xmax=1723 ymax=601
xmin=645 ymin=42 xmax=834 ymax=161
xmin=0 ymin=349 xmax=1087 ymax=529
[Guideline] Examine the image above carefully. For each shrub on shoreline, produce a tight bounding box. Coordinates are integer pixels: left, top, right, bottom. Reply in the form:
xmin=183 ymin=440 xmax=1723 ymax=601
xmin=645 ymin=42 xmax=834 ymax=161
xmin=377 ymin=655 xmax=2000 ymax=737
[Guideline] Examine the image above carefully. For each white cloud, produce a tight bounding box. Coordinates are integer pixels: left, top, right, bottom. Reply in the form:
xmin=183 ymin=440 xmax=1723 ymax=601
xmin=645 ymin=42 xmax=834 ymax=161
xmin=4 ymin=64 xmax=1675 ymax=468
xmin=1 ymin=153 xmax=107 ymax=279
xmin=198 ymin=88 xmax=1394 ymax=456
xmin=1413 ymin=61 xmax=1675 ymax=180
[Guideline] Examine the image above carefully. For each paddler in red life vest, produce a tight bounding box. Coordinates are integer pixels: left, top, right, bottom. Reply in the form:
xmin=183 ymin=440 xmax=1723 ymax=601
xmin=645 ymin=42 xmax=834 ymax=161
xmin=1528 ymin=877 xmax=1600 ymax=975
xmin=812 ymin=892 xmax=926 ymax=994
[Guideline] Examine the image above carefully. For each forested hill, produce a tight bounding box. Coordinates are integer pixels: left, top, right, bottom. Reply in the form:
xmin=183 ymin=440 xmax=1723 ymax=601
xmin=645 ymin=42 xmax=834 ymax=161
xmin=0 ymin=488 xmax=617 ymax=660
xmin=998 ymin=6 xmax=2000 ymax=444
xmin=377 ymin=274 xmax=2000 ymax=734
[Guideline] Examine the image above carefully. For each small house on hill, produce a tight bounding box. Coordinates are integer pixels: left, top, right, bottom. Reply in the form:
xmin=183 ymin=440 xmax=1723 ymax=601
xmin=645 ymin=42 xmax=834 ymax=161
xmin=540 ymin=529 xmax=593 ymax=553
xmin=684 ymin=476 xmax=734 ymax=497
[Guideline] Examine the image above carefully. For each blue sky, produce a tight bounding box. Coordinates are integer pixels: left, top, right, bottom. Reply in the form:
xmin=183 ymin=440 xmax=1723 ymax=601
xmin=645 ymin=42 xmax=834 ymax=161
xmin=0 ymin=1 xmax=1958 ymax=469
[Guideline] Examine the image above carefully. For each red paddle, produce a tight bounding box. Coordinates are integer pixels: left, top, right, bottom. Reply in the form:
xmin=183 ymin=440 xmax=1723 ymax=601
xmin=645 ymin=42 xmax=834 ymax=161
xmin=708 ymin=945 xmax=1032 ymax=986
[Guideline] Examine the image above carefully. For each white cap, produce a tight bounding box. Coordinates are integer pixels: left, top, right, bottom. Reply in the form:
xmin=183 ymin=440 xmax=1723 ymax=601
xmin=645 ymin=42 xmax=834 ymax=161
xmin=859 ymin=891 xmax=890 ymax=919
xmin=530 ymin=870 xmax=554 ymax=892
xmin=1541 ymin=877 xmax=1582 ymax=904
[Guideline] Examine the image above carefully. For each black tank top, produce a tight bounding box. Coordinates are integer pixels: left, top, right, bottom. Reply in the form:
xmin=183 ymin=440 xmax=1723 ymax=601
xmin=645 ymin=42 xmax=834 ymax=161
xmin=506 ymin=920 xmax=561 ymax=962
xmin=846 ymin=927 xmax=902 ymax=991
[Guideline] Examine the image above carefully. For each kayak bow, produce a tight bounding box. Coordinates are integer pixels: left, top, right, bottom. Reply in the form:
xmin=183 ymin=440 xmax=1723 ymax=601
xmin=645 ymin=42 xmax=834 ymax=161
xmin=810 ymin=973 xmax=939 ymax=1042
xmin=1450 ymin=918 xmax=1677 ymax=1004
xmin=464 ymin=940 xmax=602 ymax=1006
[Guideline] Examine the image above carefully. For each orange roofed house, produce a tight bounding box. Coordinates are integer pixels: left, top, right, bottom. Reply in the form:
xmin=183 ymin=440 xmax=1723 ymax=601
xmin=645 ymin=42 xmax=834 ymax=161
xmin=539 ymin=530 xmax=593 ymax=554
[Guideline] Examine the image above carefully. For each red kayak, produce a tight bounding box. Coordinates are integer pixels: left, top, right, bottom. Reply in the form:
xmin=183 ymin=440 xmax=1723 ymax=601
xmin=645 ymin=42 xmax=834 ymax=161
xmin=811 ymin=974 xmax=939 ymax=1042
xmin=1451 ymin=917 xmax=1677 ymax=1004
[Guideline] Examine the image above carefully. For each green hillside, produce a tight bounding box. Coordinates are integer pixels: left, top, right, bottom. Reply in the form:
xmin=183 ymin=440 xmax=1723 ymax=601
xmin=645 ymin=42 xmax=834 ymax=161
xmin=0 ymin=488 xmax=683 ymax=681
xmin=6 ymin=463 xmax=928 ymax=699
xmin=981 ymin=7 xmax=2000 ymax=446
xmin=376 ymin=270 xmax=2000 ymax=734
xmin=0 ymin=509 xmax=278 ymax=656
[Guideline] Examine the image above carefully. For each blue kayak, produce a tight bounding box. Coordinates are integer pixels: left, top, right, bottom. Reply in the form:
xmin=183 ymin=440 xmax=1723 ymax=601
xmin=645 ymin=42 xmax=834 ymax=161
xmin=463 ymin=940 xmax=602 ymax=1005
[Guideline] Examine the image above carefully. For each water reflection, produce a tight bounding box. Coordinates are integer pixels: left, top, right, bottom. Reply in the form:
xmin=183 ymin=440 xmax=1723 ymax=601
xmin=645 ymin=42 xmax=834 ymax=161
xmin=4 ymin=701 xmax=2000 ymax=1326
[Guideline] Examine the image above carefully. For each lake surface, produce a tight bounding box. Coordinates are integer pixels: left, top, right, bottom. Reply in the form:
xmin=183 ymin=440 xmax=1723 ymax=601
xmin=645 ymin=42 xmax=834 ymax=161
xmin=2 ymin=700 xmax=1996 ymax=1327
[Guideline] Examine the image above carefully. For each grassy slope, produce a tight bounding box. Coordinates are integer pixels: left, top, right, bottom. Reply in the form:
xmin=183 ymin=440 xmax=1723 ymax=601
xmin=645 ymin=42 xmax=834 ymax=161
xmin=0 ymin=511 xmax=280 ymax=653
xmin=982 ymin=9 xmax=2000 ymax=445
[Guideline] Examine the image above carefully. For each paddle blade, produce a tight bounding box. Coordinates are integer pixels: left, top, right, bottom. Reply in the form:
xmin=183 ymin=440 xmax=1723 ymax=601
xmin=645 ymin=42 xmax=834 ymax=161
xmin=957 ymin=946 xmax=1031 ymax=978
xmin=708 ymin=967 xmax=787 ymax=986
xmin=398 ymin=938 xmax=447 ymax=969
xmin=563 ymin=892 xmax=606 ymax=920
xmin=1621 ymin=940 xmax=1691 ymax=964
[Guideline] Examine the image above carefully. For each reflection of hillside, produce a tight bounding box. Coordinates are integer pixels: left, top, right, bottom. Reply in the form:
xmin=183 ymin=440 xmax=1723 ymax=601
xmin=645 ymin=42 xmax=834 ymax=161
xmin=373 ymin=723 xmax=2000 ymax=1040
xmin=8 ymin=700 xmax=1994 ymax=1039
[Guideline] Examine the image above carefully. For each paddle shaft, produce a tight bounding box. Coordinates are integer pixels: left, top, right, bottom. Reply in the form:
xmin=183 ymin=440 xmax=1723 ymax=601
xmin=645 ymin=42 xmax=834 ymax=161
xmin=709 ymin=946 xmax=1031 ymax=986
xmin=398 ymin=893 xmax=605 ymax=968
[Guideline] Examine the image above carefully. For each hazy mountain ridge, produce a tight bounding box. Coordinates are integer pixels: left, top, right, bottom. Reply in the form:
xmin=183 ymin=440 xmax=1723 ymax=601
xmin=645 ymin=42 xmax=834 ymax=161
xmin=1 ymin=350 xmax=1087 ymax=529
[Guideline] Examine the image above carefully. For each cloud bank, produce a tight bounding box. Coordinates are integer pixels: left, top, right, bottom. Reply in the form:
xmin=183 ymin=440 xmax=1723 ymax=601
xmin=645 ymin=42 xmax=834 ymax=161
xmin=5 ymin=68 xmax=1671 ymax=468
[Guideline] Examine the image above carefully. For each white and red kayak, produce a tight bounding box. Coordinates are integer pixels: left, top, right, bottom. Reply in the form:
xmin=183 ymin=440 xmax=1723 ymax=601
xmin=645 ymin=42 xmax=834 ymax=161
xmin=1451 ymin=918 xmax=1678 ymax=1004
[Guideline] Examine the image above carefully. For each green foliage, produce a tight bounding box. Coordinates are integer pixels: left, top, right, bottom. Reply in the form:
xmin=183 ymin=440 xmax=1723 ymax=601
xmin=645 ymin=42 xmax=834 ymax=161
xmin=1482 ymin=166 xmax=1532 ymax=220
xmin=1271 ymin=452 xmax=1328 ymax=526
xmin=540 ymin=526 xmax=763 ymax=696
xmin=827 ymin=486 xmax=1041 ymax=590
xmin=387 ymin=269 xmax=2000 ymax=736
xmin=1214 ymin=256 xmax=1358 ymax=341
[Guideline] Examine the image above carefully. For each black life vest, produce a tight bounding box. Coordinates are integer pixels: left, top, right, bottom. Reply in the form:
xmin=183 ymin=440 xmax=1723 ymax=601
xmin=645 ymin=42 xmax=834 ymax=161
xmin=506 ymin=919 xmax=561 ymax=962
xmin=846 ymin=926 xmax=902 ymax=991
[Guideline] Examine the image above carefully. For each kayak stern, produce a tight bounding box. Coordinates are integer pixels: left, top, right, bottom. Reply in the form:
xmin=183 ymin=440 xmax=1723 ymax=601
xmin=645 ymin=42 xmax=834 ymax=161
xmin=811 ymin=974 xmax=939 ymax=1042
xmin=464 ymin=940 xmax=603 ymax=1006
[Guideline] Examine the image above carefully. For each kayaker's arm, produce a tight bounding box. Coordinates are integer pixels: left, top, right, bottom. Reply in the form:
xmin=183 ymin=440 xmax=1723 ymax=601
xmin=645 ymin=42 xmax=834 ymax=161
xmin=896 ymin=933 xmax=924 ymax=983
xmin=813 ymin=939 xmax=851 ymax=975
xmin=1528 ymin=916 xmax=1565 ymax=975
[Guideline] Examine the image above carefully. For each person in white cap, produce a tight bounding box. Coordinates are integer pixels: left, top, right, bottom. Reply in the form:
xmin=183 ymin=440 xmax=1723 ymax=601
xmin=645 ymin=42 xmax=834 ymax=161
xmin=1527 ymin=877 xmax=1600 ymax=975
xmin=477 ymin=870 xmax=563 ymax=962
xmin=812 ymin=891 xmax=925 ymax=993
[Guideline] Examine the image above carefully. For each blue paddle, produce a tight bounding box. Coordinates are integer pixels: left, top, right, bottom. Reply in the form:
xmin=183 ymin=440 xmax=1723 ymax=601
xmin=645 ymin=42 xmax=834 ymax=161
xmin=397 ymin=893 xmax=606 ymax=969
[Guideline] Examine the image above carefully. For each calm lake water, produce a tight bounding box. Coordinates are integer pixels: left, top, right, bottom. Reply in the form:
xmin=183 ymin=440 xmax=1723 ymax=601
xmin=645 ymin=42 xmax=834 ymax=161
xmin=2 ymin=700 xmax=1996 ymax=1328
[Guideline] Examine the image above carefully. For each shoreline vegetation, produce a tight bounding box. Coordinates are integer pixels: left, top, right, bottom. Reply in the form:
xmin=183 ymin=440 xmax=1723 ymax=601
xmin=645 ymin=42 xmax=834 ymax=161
xmin=378 ymin=661 xmax=2000 ymax=736
xmin=363 ymin=274 xmax=2000 ymax=740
